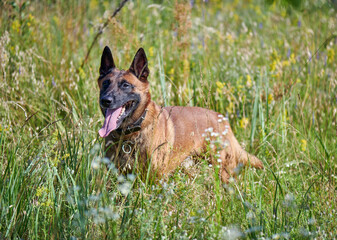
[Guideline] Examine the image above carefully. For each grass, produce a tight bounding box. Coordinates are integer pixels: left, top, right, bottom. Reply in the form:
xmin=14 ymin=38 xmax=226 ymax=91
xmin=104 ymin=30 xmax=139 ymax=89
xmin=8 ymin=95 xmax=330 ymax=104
xmin=1 ymin=0 xmax=337 ymax=239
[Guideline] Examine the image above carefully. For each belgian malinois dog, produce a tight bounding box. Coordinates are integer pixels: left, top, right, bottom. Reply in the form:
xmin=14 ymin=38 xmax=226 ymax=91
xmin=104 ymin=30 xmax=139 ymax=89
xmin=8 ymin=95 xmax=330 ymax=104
xmin=98 ymin=46 xmax=263 ymax=182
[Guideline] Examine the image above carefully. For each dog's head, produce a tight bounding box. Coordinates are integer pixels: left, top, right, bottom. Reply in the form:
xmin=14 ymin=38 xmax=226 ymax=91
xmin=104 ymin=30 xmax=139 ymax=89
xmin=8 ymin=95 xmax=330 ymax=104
xmin=98 ymin=46 xmax=150 ymax=138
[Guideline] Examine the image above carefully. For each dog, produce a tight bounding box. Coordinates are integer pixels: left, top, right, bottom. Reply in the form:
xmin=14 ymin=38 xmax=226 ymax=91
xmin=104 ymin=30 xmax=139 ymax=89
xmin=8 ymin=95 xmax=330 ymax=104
xmin=97 ymin=46 xmax=263 ymax=182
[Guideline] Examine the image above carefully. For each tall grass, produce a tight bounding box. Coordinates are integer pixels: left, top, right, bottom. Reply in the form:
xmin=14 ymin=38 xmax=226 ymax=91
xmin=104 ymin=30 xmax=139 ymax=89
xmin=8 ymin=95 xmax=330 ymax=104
xmin=1 ymin=0 xmax=337 ymax=239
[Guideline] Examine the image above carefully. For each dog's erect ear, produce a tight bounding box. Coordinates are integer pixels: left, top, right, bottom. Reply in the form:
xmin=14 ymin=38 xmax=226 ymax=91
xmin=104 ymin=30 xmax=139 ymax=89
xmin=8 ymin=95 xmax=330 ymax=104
xmin=129 ymin=48 xmax=149 ymax=82
xmin=100 ymin=46 xmax=115 ymax=76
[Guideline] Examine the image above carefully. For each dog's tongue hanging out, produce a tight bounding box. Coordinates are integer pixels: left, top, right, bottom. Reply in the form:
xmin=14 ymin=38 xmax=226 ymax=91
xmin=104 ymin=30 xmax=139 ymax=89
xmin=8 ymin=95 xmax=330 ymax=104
xmin=99 ymin=108 xmax=123 ymax=137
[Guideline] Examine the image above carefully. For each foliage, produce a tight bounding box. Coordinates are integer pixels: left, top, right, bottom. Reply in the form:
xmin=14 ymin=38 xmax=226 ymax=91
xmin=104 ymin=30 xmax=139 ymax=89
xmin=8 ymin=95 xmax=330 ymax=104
xmin=0 ymin=0 xmax=337 ymax=239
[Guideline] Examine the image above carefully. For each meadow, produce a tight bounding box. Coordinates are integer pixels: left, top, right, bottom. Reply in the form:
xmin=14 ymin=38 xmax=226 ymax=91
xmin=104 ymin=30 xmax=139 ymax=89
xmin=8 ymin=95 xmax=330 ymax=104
xmin=0 ymin=0 xmax=337 ymax=239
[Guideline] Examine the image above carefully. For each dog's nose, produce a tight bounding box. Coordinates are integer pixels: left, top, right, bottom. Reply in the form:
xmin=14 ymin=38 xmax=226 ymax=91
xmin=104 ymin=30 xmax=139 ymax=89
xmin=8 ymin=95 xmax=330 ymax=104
xmin=100 ymin=97 xmax=113 ymax=108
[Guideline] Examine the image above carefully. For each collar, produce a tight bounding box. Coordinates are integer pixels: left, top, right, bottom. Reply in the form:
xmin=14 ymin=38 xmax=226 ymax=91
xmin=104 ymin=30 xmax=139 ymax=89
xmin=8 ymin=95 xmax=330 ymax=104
xmin=113 ymin=109 xmax=148 ymax=137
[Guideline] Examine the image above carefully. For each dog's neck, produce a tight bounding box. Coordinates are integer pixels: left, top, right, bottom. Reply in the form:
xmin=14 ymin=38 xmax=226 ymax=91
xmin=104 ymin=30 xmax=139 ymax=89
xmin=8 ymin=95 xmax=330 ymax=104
xmin=108 ymin=109 xmax=148 ymax=140
xmin=116 ymin=109 xmax=148 ymax=135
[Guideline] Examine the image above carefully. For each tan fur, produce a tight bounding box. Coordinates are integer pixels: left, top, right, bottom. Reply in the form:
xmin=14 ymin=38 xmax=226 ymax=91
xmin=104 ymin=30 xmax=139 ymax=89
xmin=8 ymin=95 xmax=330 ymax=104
xmin=99 ymin=71 xmax=263 ymax=183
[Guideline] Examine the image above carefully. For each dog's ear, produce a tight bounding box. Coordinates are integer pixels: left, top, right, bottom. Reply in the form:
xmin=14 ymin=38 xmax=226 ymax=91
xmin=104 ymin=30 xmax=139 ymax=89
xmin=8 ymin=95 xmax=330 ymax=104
xmin=129 ymin=48 xmax=149 ymax=82
xmin=100 ymin=46 xmax=115 ymax=76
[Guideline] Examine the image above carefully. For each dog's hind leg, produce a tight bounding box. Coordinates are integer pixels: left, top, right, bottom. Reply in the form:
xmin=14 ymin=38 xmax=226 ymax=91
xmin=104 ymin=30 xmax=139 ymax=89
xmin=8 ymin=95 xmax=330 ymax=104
xmin=237 ymin=148 xmax=264 ymax=169
xmin=218 ymin=149 xmax=263 ymax=183
xmin=219 ymin=151 xmax=237 ymax=183
xmin=216 ymin=131 xmax=263 ymax=183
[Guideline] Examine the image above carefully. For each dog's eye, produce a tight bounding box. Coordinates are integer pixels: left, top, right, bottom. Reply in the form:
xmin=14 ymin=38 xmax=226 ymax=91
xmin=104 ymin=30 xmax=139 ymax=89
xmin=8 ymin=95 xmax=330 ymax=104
xmin=120 ymin=81 xmax=132 ymax=89
xmin=102 ymin=80 xmax=110 ymax=88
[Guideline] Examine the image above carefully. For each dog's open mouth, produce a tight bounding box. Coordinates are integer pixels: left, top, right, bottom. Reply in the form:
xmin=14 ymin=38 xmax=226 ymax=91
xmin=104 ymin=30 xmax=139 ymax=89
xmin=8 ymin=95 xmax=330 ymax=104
xmin=99 ymin=100 xmax=137 ymax=138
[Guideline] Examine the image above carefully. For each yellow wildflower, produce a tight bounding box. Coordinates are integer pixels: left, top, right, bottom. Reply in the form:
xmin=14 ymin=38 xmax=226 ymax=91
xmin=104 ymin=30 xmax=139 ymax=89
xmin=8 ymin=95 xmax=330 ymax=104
xmin=272 ymin=72 xmax=280 ymax=78
xmin=36 ymin=186 xmax=48 ymax=197
xmin=183 ymin=88 xmax=192 ymax=98
xmin=282 ymin=60 xmax=290 ymax=67
xmin=271 ymin=1 xmax=277 ymax=10
xmin=268 ymin=93 xmax=273 ymax=104
xmin=246 ymin=74 xmax=252 ymax=87
xmin=239 ymin=117 xmax=249 ymax=129
xmin=226 ymin=101 xmax=234 ymax=114
xmin=237 ymin=84 xmax=244 ymax=92
xmin=103 ymin=0 xmax=109 ymax=10
xmin=11 ymin=20 xmax=21 ymax=33
xmin=226 ymin=34 xmax=234 ymax=43
xmin=28 ymin=14 xmax=35 ymax=22
xmin=183 ymin=59 xmax=190 ymax=78
xmin=271 ymin=50 xmax=280 ymax=61
xmin=216 ymin=81 xmax=225 ymax=94
xmin=51 ymin=130 xmax=59 ymax=145
xmin=78 ymin=67 xmax=86 ymax=79
xmin=289 ymin=53 xmax=296 ymax=64
xmin=168 ymin=67 xmax=175 ymax=75
xmin=41 ymin=199 xmax=52 ymax=207
xmin=216 ymin=81 xmax=225 ymax=88
xmin=0 ymin=124 xmax=8 ymax=132
xmin=183 ymin=59 xmax=189 ymax=70
xmin=277 ymin=39 xmax=283 ymax=48
xmin=270 ymin=60 xmax=277 ymax=72
xmin=233 ymin=13 xmax=239 ymax=22
xmin=254 ymin=6 xmax=262 ymax=15
xmin=50 ymin=155 xmax=60 ymax=167
xmin=300 ymin=139 xmax=307 ymax=152
xmin=89 ymin=0 xmax=98 ymax=9
xmin=52 ymin=16 xmax=60 ymax=26
xmin=328 ymin=48 xmax=335 ymax=64
xmin=282 ymin=109 xmax=289 ymax=122
xmin=149 ymin=46 xmax=154 ymax=57
xmin=27 ymin=14 xmax=35 ymax=27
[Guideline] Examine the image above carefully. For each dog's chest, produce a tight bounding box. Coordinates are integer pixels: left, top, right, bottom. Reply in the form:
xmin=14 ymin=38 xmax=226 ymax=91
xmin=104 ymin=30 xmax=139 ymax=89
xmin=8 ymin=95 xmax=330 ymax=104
xmin=105 ymin=132 xmax=150 ymax=171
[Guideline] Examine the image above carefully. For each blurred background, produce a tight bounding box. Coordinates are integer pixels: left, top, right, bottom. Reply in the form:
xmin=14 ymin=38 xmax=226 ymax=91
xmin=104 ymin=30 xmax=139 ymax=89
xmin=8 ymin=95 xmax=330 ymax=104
xmin=0 ymin=0 xmax=336 ymax=239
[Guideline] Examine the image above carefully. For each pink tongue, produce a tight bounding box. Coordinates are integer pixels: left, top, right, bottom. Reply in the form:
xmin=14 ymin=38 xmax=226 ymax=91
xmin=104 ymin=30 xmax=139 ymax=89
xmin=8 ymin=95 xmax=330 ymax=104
xmin=99 ymin=107 xmax=123 ymax=137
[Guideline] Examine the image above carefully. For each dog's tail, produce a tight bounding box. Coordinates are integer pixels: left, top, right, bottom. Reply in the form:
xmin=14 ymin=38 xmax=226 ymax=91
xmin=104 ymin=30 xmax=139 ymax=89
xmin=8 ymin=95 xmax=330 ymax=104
xmin=225 ymin=126 xmax=263 ymax=169
xmin=237 ymin=147 xmax=264 ymax=169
